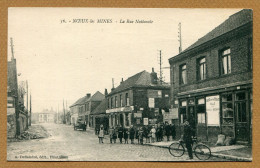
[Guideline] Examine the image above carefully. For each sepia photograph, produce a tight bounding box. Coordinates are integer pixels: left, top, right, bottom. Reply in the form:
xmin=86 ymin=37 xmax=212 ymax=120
xmin=7 ymin=8 xmax=252 ymax=161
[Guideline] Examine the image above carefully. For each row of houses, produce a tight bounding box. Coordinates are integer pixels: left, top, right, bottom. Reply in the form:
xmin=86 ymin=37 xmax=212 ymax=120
xmin=70 ymin=9 xmax=252 ymax=144
xmin=69 ymin=68 xmax=171 ymax=131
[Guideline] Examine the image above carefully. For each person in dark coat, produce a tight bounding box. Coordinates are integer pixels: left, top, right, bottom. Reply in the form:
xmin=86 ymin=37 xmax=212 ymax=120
xmin=123 ymin=127 xmax=129 ymax=144
xmin=118 ymin=125 xmax=124 ymax=144
xmin=183 ymin=120 xmax=194 ymax=159
xmin=135 ymin=127 xmax=140 ymax=144
xmin=170 ymin=123 xmax=176 ymax=140
xmin=129 ymin=125 xmax=135 ymax=144
xmin=138 ymin=127 xmax=144 ymax=145
xmin=165 ymin=122 xmax=171 ymax=141
xmin=112 ymin=127 xmax=117 ymax=143
xmin=156 ymin=125 xmax=160 ymax=142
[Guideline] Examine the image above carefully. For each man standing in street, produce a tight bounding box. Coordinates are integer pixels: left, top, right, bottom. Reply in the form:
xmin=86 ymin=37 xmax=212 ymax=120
xmin=183 ymin=120 xmax=193 ymax=160
xmin=129 ymin=125 xmax=135 ymax=144
xmin=165 ymin=122 xmax=171 ymax=141
xmin=118 ymin=125 xmax=123 ymax=144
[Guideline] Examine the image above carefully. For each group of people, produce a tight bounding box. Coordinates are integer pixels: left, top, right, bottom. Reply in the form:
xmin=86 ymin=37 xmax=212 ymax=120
xmin=97 ymin=122 xmax=176 ymax=145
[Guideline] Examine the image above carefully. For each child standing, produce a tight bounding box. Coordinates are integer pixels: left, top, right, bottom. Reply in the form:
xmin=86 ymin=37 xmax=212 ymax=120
xmin=98 ymin=125 xmax=104 ymax=144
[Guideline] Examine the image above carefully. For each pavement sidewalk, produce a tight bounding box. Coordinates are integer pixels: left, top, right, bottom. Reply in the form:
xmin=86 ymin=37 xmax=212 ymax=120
xmin=143 ymin=141 xmax=252 ymax=161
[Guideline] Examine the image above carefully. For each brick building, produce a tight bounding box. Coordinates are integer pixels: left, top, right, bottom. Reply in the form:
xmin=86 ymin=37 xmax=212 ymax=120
xmin=70 ymin=91 xmax=105 ymax=128
xmin=106 ymin=69 xmax=170 ymax=128
xmin=168 ymin=9 xmax=252 ymax=144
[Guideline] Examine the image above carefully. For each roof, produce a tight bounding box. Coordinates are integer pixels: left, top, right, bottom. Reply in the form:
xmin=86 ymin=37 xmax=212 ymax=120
xmin=69 ymin=96 xmax=86 ymax=108
xmin=108 ymin=70 xmax=170 ymax=96
xmin=87 ymin=91 xmax=105 ymax=102
xmin=170 ymin=9 xmax=252 ymax=61
xmin=91 ymin=98 xmax=106 ymax=115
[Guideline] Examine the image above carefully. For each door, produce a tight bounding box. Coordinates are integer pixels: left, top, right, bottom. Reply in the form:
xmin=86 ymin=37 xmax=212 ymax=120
xmin=235 ymin=92 xmax=248 ymax=142
xmin=119 ymin=113 xmax=124 ymax=127
xmin=196 ymin=98 xmax=207 ymax=141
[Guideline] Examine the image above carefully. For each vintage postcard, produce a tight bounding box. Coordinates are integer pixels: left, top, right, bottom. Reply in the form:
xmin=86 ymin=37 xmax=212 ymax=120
xmin=7 ymin=8 xmax=252 ymax=161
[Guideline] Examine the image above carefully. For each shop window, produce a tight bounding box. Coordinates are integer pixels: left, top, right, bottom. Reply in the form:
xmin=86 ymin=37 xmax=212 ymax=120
xmin=222 ymin=94 xmax=233 ymax=125
xmin=197 ymin=57 xmax=206 ymax=80
xmin=197 ymin=98 xmax=206 ymax=124
xmin=220 ymin=48 xmax=231 ymax=75
xmin=180 ymin=100 xmax=187 ymax=123
xmin=125 ymin=113 xmax=130 ymax=126
xmin=180 ymin=64 xmax=187 ymax=85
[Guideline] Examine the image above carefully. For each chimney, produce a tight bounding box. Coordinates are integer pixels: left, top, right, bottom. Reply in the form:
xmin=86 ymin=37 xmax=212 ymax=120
xmin=150 ymin=67 xmax=158 ymax=85
xmin=86 ymin=93 xmax=91 ymax=99
xmin=120 ymin=78 xmax=124 ymax=84
xmin=111 ymin=78 xmax=115 ymax=92
xmin=104 ymin=88 xmax=108 ymax=96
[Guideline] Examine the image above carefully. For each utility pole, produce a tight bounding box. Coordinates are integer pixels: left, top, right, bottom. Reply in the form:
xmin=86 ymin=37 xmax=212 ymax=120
xmin=178 ymin=22 xmax=182 ymax=53
xmin=29 ymin=93 xmax=32 ymax=126
xmin=63 ymin=99 xmax=65 ymax=124
xmin=58 ymin=104 xmax=59 ymax=124
xmin=26 ymin=80 xmax=29 ymax=128
xmin=10 ymin=37 xmax=20 ymax=137
xmin=159 ymin=50 xmax=162 ymax=84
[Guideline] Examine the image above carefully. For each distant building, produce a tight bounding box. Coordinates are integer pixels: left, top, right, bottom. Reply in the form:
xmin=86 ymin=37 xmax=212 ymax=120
xmin=70 ymin=91 xmax=105 ymax=128
xmin=106 ymin=68 xmax=170 ymax=128
xmin=168 ymin=9 xmax=252 ymax=144
xmin=32 ymin=109 xmax=55 ymax=123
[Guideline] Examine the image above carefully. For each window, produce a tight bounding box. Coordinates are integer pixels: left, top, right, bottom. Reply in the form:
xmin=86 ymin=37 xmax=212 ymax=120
xmin=111 ymin=97 xmax=113 ymax=108
xmin=197 ymin=98 xmax=206 ymax=124
xmin=120 ymin=95 xmax=123 ymax=107
xmin=115 ymin=96 xmax=118 ymax=107
xmin=126 ymin=93 xmax=129 ymax=106
xmin=125 ymin=113 xmax=130 ymax=126
xmin=235 ymin=92 xmax=247 ymax=123
xmin=220 ymin=48 xmax=231 ymax=75
xmin=198 ymin=57 xmax=206 ymax=80
xmin=107 ymin=99 xmax=109 ymax=108
xmin=222 ymin=93 xmax=233 ymax=125
xmin=180 ymin=64 xmax=187 ymax=84
xmin=248 ymin=38 xmax=253 ymax=70
xmin=180 ymin=100 xmax=187 ymax=123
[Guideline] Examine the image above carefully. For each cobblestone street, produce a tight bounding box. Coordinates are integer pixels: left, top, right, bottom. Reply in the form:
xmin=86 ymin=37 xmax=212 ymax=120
xmin=7 ymin=123 xmax=229 ymax=161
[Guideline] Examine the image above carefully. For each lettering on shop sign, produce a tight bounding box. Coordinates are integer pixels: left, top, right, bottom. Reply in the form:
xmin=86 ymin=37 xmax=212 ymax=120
xmin=206 ymin=95 xmax=220 ymax=126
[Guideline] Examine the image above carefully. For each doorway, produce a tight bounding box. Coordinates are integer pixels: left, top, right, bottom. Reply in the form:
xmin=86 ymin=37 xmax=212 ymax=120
xmin=235 ymin=92 xmax=249 ymax=142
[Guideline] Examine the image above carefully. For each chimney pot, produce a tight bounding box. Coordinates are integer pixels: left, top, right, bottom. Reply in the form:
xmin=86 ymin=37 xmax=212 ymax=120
xmin=86 ymin=93 xmax=91 ymax=98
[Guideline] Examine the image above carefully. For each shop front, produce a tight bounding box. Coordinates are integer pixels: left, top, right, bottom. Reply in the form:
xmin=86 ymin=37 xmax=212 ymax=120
xmin=107 ymin=106 xmax=134 ymax=128
xmin=177 ymin=86 xmax=252 ymax=144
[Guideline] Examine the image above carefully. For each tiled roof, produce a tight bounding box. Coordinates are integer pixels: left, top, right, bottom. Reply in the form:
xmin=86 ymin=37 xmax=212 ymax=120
xmin=91 ymin=98 xmax=106 ymax=115
xmin=87 ymin=91 xmax=105 ymax=102
xmin=172 ymin=9 xmax=252 ymax=59
xmin=108 ymin=70 xmax=169 ymax=95
xmin=69 ymin=96 xmax=86 ymax=108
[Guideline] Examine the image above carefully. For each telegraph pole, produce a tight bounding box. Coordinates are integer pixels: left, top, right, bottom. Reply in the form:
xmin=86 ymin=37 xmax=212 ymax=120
xmin=178 ymin=22 xmax=182 ymax=53
xmin=26 ymin=80 xmax=29 ymax=128
xmin=29 ymin=93 xmax=32 ymax=126
xmin=63 ymin=99 xmax=65 ymax=124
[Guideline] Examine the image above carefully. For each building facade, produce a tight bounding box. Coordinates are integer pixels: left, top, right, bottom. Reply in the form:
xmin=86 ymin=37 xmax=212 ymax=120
xmin=106 ymin=69 xmax=171 ymax=128
xmin=169 ymin=9 xmax=252 ymax=144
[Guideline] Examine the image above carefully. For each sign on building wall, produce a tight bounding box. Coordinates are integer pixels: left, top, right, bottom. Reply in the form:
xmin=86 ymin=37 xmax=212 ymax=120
xmin=148 ymin=98 xmax=155 ymax=108
xmin=143 ymin=118 xmax=148 ymax=125
xmin=206 ymin=95 xmax=220 ymax=126
xmin=148 ymin=90 xmax=162 ymax=98
xmin=170 ymin=108 xmax=179 ymax=119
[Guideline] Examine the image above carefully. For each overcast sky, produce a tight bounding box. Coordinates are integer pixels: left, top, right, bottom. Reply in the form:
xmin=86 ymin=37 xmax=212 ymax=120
xmin=8 ymin=8 xmax=241 ymax=112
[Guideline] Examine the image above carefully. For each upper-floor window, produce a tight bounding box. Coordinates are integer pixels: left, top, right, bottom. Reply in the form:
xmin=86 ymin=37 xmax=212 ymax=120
xmin=180 ymin=64 xmax=187 ymax=85
xmin=248 ymin=37 xmax=253 ymax=70
xmin=111 ymin=97 xmax=113 ymax=108
xmin=220 ymin=48 xmax=231 ymax=75
xmin=107 ymin=98 xmax=109 ymax=108
xmin=126 ymin=93 xmax=130 ymax=106
xmin=120 ymin=94 xmax=123 ymax=107
xmin=197 ymin=57 xmax=206 ymax=80
xmin=115 ymin=96 xmax=118 ymax=107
